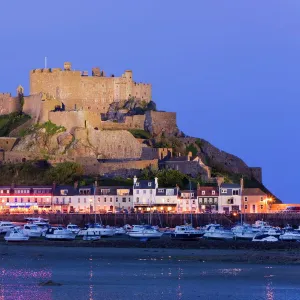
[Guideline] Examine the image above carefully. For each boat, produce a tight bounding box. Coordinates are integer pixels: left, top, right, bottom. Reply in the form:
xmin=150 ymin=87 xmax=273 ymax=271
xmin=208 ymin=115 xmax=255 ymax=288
xmin=264 ymin=228 xmax=282 ymax=237
xmin=25 ymin=217 xmax=49 ymax=223
xmin=171 ymin=225 xmax=204 ymax=240
xmin=115 ymin=227 xmax=126 ymax=235
xmin=78 ymin=224 xmax=115 ymax=237
xmin=82 ymin=231 xmax=101 ymax=241
xmin=23 ymin=224 xmax=43 ymax=237
xmin=279 ymin=231 xmax=300 ymax=241
xmin=127 ymin=225 xmax=163 ymax=239
xmin=44 ymin=227 xmax=76 ymax=241
xmin=66 ymin=224 xmax=80 ymax=234
xmin=33 ymin=220 xmax=50 ymax=234
xmin=203 ymin=224 xmax=234 ymax=240
xmin=252 ymin=220 xmax=269 ymax=232
xmin=252 ymin=233 xmax=278 ymax=242
xmin=4 ymin=228 xmax=29 ymax=242
xmin=0 ymin=221 xmax=15 ymax=234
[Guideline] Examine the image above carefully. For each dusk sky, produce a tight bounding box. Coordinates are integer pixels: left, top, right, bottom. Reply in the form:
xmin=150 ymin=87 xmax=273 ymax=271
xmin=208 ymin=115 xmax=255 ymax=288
xmin=0 ymin=1 xmax=299 ymax=203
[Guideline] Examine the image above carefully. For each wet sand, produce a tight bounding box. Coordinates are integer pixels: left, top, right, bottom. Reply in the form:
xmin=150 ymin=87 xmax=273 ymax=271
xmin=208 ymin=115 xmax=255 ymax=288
xmin=1 ymin=245 xmax=300 ymax=300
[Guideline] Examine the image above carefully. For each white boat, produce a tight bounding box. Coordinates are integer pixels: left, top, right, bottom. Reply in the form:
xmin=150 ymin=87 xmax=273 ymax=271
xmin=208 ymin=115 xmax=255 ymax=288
xmin=4 ymin=228 xmax=29 ymax=242
xmin=25 ymin=217 xmax=49 ymax=223
xmin=264 ymin=228 xmax=282 ymax=237
xmin=33 ymin=220 xmax=50 ymax=234
xmin=78 ymin=224 xmax=115 ymax=237
xmin=67 ymin=224 xmax=80 ymax=234
xmin=0 ymin=221 xmax=15 ymax=234
xmin=171 ymin=225 xmax=204 ymax=240
xmin=45 ymin=227 xmax=76 ymax=241
xmin=252 ymin=220 xmax=269 ymax=232
xmin=115 ymin=227 xmax=126 ymax=235
xmin=203 ymin=224 xmax=234 ymax=240
xmin=128 ymin=225 xmax=163 ymax=239
xmin=23 ymin=224 xmax=42 ymax=237
xmin=279 ymin=232 xmax=300 ymax=241
xmin=252 ymin=233 xmax=278 ymax=242
xmin=82 ymin=231 xmax=101 ymax=241
xmin=234 ymin=227 xmax=256 ymax=240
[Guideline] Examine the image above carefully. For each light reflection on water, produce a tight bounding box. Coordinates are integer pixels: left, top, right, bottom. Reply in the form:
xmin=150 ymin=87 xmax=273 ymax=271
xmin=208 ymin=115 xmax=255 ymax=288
xmin=0 ymin=257 xmax=300 ymax=300
xmin=0 ymin=267 xmax=52 ymax=300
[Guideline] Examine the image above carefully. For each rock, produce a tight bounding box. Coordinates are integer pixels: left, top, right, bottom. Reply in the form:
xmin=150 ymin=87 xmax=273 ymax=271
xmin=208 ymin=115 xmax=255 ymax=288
xmin=57 ymin=132 xmax=73 ymax=146
xmin=38 ymin=280 xmax=62 ymax=286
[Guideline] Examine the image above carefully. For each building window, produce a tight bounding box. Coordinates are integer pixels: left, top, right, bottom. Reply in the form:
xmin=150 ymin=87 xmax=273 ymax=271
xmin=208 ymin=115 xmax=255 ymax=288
xmin=260 ymin=197 xmax=264 ymax=202
xmin=69 ymin=198 xmax=71 ymax=203
xmin=110 ymin=197 xmax=113 ymax=202
xmin=143 ymin=190 xmax=146 ymax=194
xmin=192 ymin=200 xmax=195 ymax=204
xmin=136 ymin=183 xmax=140 ymax=187
xmin=116 ymin=198 xmax=118 ymax=202
xmin=122 ymin=198 xmax=126 ymax=203
xmin=212 ymin=191 xmax=215 ymax=195
xmin=148 ymin=182 xmax=152 ymax=187
xmin=104 ymin=198 xmax=106 ymax=202
xmin=244 ymin=197 xmax=248 ymax=202
xmin=201 ymin=191 xmax=205 ymax=195
xmin=244 ymin=204 xmax=248 ymax=209
xmin=233 ymin=190 xmax=239 ymax=195
xmin=260 ymin=205 xmax=264 ymax=209
xmin=35 ymin=198 xmax=37 ymax=203
xmin=128 ymin=198 xmax=131 ymax=202
xmin=136 ymin=197 xmax=139 ymax=203
xmin=136 ymin=190 xmax=139 ymax=195
xmin=221 ymin=189 xmax=227 ymax=194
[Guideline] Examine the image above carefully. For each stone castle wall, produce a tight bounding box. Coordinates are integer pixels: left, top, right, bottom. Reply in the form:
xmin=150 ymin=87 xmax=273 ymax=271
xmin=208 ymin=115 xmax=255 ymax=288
xmin=87 ymin=129 xmax=144 ymax=159
xmin=145 ymin=111 xmax=178 ymax=136
xmin=0 ymin=138 xmax=18 ymax=151
xmin=0 ymin=93 xmax=21 ymax=115
xmin=48 ymin=110 xmax=102 ymax=132
xmin=30 ymin=64 xmax=151 ymax=114
xmin=101 ymin=115 xmax=145 ymax=130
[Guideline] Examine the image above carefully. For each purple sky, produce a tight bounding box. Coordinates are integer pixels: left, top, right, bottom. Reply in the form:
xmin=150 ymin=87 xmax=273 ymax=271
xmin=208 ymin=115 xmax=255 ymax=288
xmin=1 ymin=1 xmax=299 ymax=203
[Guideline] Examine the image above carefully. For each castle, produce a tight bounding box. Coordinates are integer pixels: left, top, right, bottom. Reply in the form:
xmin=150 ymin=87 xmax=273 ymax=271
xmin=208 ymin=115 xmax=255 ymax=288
xmin=30 ymin=62 xmax=152 ymax=113
xmin=0 ymin=61 xmax=262 ymax=184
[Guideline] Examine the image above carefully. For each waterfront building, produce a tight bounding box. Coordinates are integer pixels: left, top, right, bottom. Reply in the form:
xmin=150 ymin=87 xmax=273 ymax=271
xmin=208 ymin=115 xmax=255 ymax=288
xmin=95 ymin=186 xmax=133 ymax=213
xmin=52 ymin=185 xmax=77 ymax=213
xmin=242 ymin=188 xmax=269 ymax=213
xmin=218 ymin=183 xmax=241 ymax=213
xmin=154 ymin=187 xmax=178 ymax=213
xmin=197 ymin=185 xmax=219 ymax=213
xmin=0 ymin=186 xmax=52 ymax=214
xmin=133 ymin=177 xmax=157 ymax=212
xmin=178 ymin=189 xmax=197 ymax=213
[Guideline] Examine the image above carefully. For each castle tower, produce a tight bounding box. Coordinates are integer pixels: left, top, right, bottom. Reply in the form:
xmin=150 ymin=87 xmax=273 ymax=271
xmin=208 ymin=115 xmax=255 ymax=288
xmin=64 ymin=62 xmax=72 ymax=71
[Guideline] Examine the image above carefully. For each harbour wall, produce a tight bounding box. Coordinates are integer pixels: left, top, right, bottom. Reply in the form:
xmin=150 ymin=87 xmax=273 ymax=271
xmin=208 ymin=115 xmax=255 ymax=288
xmin=1 ymin=213 xmax=300 ymax=227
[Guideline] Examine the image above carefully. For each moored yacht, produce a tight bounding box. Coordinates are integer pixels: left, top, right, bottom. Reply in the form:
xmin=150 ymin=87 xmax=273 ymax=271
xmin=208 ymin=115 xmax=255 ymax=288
xmin=78 ymin=224 xmax=115 ymax=237
xmin=23 ymin=224 xmax=42 ymax=237
xmin=203 ymin=224 xmax=234 ymax=240
xmin=252 ymin=233 xmax=278 ymax=242
xmin=279 ymin=231 xmax=300 ymax=241
xmin=67 ymin=224 xmax=80 ymax=235
xmin=82 ymin=231 xmax=101 ymax=241
xmin=171 ymin=225 xmax=204 ymax=240
xmin=0 ymin=221 xmax=15 ymax=234
xmin=127 ymin=225 xmax=163 ymax=239
xmin=44 ymin=227 xmax=76 ymax=241
xmin=4 ymin=228 xmax=29 ymax=242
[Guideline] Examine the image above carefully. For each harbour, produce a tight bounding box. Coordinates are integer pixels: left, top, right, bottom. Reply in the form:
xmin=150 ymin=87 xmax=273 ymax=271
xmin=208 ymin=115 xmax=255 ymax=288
xmin=1 ymin=246 xmax=300 ymax=300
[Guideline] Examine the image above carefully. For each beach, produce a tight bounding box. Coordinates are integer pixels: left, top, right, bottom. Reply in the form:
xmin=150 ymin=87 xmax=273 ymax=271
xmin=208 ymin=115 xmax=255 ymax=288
xmin=1 ymin=245 xmax=300 ymax=300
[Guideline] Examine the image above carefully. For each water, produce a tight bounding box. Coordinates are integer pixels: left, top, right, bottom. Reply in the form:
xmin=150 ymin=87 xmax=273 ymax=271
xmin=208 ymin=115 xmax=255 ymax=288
xmin=0 ymin=246 xmax=300 ymax=300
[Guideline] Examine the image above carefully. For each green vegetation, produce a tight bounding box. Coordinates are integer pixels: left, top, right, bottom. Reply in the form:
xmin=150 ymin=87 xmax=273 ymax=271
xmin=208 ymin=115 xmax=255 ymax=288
xmin=0 ymin=113 xmax=31 ymax=137
xmin=0 ymin=161 xmax=83 ymax=185
xmin=195 ymin=138 xmax=203 ymax=149
xmin=20 ymin=121 xmax=66 ymax=137
xmin=128 ymin=129 xmax=151 ymax=139
xmin=186 ymin=143 xmax=198 ymax=156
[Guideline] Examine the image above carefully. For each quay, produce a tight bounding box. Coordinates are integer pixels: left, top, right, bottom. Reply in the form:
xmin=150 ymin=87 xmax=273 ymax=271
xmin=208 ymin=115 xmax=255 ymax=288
xmin=1 ymin=212 xmax=300 ymax=227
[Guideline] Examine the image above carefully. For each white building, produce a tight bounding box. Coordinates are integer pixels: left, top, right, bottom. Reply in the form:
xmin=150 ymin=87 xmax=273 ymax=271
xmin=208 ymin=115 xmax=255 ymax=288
xmin=218 ymin=183 xmax=242 ymax=214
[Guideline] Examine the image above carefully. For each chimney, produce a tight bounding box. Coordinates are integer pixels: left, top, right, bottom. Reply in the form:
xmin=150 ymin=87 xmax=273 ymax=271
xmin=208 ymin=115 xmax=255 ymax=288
xmin=154 ymin=177 xmax=158 ymax=189
xmin=133 ymin=176 xmax=137 ymax=185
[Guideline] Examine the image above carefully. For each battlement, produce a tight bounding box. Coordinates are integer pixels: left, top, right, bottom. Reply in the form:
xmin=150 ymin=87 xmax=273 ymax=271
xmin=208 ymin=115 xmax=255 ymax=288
xmin=30 ymin=61 xmax=152 ymax=113
xmin=0 ymin=93 xmax=12 ymax=97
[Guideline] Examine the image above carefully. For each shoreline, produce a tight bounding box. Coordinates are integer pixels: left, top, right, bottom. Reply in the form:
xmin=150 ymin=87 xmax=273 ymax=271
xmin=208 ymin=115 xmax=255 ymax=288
xmin=1 ymin=237 xmax=300 ymax=265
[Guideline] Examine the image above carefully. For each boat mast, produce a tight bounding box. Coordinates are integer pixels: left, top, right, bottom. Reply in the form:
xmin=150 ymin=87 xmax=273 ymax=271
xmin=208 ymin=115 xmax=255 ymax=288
xmin=189 ymin=180 xmax=192 ymax=226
